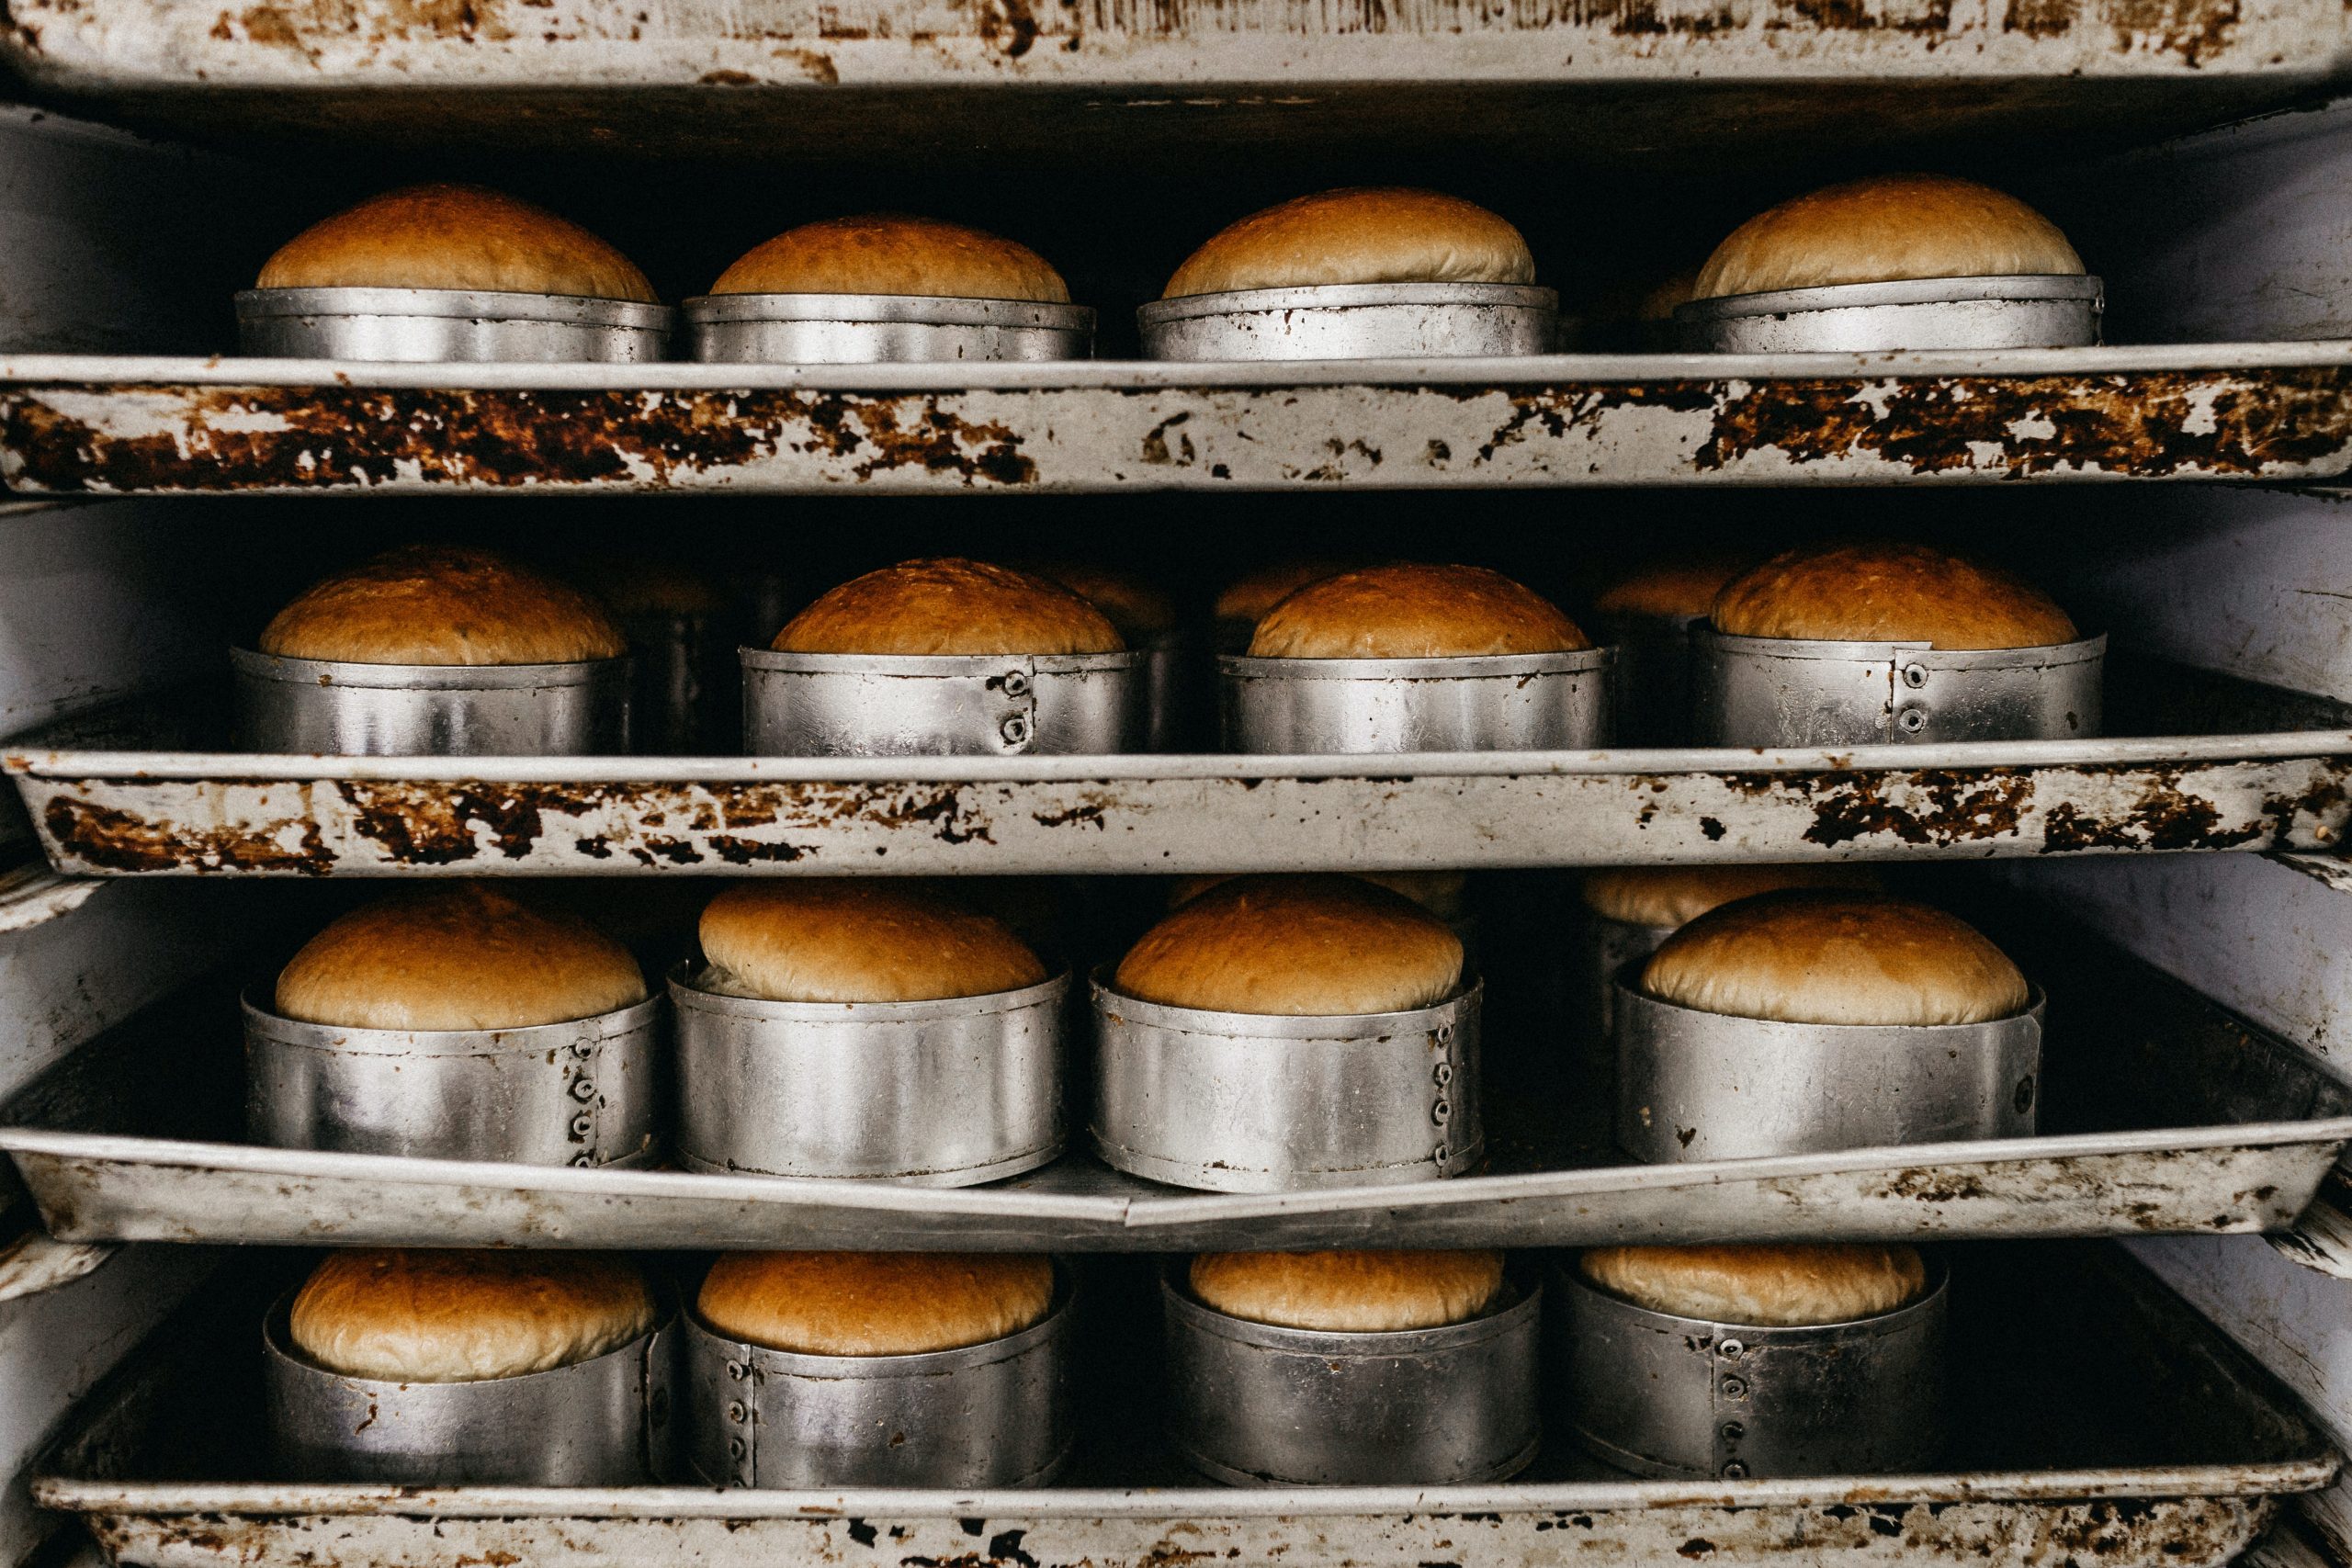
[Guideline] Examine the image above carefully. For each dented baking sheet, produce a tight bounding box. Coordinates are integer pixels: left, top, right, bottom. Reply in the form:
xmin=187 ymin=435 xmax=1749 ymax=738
xmin=28 ymin=1249 xmax=2342 ymax=1568
xmin=8 ymin=937 xmax=2348 ymax=1249
xmin=5 ymin=345 xmax=2352 ymax=493
xmin=11 ymin=732 xmax=2352 ymax=875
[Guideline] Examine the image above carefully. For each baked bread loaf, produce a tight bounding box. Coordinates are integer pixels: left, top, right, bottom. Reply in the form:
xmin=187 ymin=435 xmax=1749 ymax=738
xmin=1166 ymin=189 xmax=1534 ymax=299
xmin=1642 ymin=889 xmax=2029 ymax=1027
xmin=289 ymin=1248 xmax=657 ymax=1382
xmin=1024 ymin=562 xmax=1178 ymax=642
xmin=1578 ymin=1243 xmax=1928 ymax=1326
xmin=710 ymin=215 xmax=1069 ymax=303
xmin=257 ymin=184 xmax=657 ymax=303
xmin=774 ymin=558 xmax=1124 ymax=657
xmin=259 ymin=545 xmax=626 ymax=666
xmin=697 ymin=880 xmax=1046 ymax=1003
xmin=1214 ymin=559 xmax=1356 ymax=627
xmin=1190 ymin=1249 xmax=1504 ymax=1332
xmin=1712 ymin=541 xmax=2077 ymax=650
xmin=1580 ymin=864 xmax=1881 ymax=931
xmin=1248 ymin=563 xmax=1589 ymax=659
xmin=1593 ymin=554 xmax=1755 ymax=623
xmin=276 ymin=884 xmax=647 ymax=1031
xmin=1694 ymin=175 xmax=2082 ymax=300
xmin=1170 ymin=869 xmax=1468 ymax=921
xmin=1115 ymin=873 xmax=1464 ymax=1016
xmin=697 ymin=1251 xmax=1055 ymax=1355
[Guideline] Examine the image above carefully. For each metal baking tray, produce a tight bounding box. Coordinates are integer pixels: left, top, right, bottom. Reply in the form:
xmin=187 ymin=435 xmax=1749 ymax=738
xmin=10 ymin=664 xmax=2352 ymax=874
xmin=6 ymin=919 xmax=2349 ymax=1250
xmin=29 ymin=1247 xmax=2341 ymax=1568
xmin=5 ymin=345 xmax=2352 ymax=494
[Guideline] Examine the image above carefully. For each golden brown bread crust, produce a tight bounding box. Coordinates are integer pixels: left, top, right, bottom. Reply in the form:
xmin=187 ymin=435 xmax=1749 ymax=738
xmin=1191 ymin=1249 xmax=1504 ymax=1332
xmin=276 ymin=885 xmax=648 ymax=1031
xmin=289 ymin=1249 xmax=656 ymax=1382
xmin=1578 ymin=1244 xmax=1928 ymax=1326
xmin=773 ymin=558 xmax=1125 ymax=656
xmin=257 ymin=184 xmax=657 ymax=303
xmin=1694 ymin=174 xmax=2083 ymax=300
xmin=1711 ymin=541 xmax=2077 ymax=650
xmin=709 ymin=215 xmax=1069 ymax=302
xmin=1114 ymin=874 xmax=1464 ymax=1016
xmin=1592 ymin=554 xmax=1756 ymax=622
xmin=1642 ymin=890 xmax=2029 ymax=1027
xmin=1170 ymin=869 xmax=1468 ymax=921
xmin=1165 ymin=188 xmax=1535 ymax=299
xmin=698 ymin=880 xmax=1046 ymax=1003
xmin=1248 ymin=563 xmax=1589 ymax=659
xmin=697 ymin=1252 xmax=1054 ymax=1355
xmin=259 ymin=546 xmax=627 ymax=666
xmin=1023 ymin=562 xmax=1179 ymax=640
xmin=1578 ymin=864 xmax=1882 ymax=931
xmin=1214 ymin=559 xmax=1358 ymax=626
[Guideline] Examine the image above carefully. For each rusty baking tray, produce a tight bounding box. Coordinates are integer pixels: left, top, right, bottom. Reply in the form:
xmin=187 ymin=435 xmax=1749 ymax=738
xmin=11 ymin=661 xmax=2352 ymax=874
xmin=6 ymin=345 xmax=2352 ymax=494
xmin=6 ymin=920 xmax=2349 ymax=1250
xmin=28 ymin=1246 xmax=2341 ymax=1568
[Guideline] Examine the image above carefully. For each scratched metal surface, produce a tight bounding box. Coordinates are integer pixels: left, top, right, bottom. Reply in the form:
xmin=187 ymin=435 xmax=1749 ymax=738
xmin=28 ymin=1247 xmax=2341 ymax=1568
xmin=4 ymin=347 xmax=2352 ymax=493
xmin=6 ymin=919 xmax=2348 ymax=1249
xmin=10 ymin=734 xmax=2351 ymax=875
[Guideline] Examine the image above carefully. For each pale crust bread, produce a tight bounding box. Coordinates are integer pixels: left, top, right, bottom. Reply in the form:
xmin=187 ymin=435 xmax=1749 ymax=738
xmin=1694 ymin=174 xmax=2083 ymax=300
xmin=259 ymin=545 xmax=627 ymax=666
xmin=289 ymin=1249 xmax=656 ymax=1382
xmin=1023 ymin=562 xmax=1179 ymax=640
xmin=1592 ymin=554 xmax=1757 ymax=622
xmin=697 ymin=1251 xmax=1054 ymax=1355
xmin=1165 ymin=188 xmax=1535 ymax=299
xmin=1641 ymin=889 xmax=2029 ymax=1027
xmin=1579 ymin=1243 xmax=1928 ymax=1326
xmin=1170 ymin=869 xmax=1468 ymax=921
xmin=773 ymin=558 xmax=1124 ymax=656
xmin=257 ymin=184 xmax=657 ymax=303
xmin=1213 ymin=559 xmax=1358 ymax=626
xmin=1578 ymin=864 xmax=1882 ymax=931
xmin=1711 ymin=541 xmax=2077 ymax=650
xmin=1191 ymin=1249 xmax=1504 ymax=1332
xmin=697 ymin=880 xmax=1046 ymax=1003
xmin=709 ymin=215 xmax=1069 ymax=302
xmin=1248 ymin=563 xmax=1589 ymax=659
xmin=275 ymin=885 xmax=647 ymax=1031
xmin=1114 ymin=873 xmax=1464 ymax=1016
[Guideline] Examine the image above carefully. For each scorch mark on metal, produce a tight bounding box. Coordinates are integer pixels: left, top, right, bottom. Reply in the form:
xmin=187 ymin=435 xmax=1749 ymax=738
xmin=5 ymin=363 xmax=2349 ymax=494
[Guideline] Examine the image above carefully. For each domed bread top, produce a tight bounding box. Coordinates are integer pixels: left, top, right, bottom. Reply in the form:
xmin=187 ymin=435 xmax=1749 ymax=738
xmin=1579 ymin=864 xmax=1882 ymax=931
xmin=1165 ymin=188 xmax=1536 ymax=299
xmin=772 ymin=558 xmax=1125 ymax=657
xmin=288 ymin=1249 xmax=657 ymax=1382
xmin=1170 ymin=869 xmax=1468 ymax=921
xmin=1190 ymin=1249 xmax=1504 ymax=1333
xmin=275 ymin=884 xmax=648 ymax=1031
xmin=697 ymin=1251 xmax=1055 ymax=1356
xmin=1247 ymin=563 xmax=1589 ymax=659
xmin=1642 ymin=890 xmax=2029 ymax=1027
xmin=1023 ymin=562 xmax=1179 ymax=640
xmin=1578 ymin=1243 xmax=1928 ymax=1326
xmin=1711 ymin=541 xmax=2077 ymax=650
xmin=697 ymin=880 xmax=1046 ymax=1003
xmin=1114 ymin=873 xmax=1464 ymax=1016
xmin=256 ymin=184 xmax=658 ymax=303
xmin=1214 ymin=559 xmax=1357 ymax=626
xmin=709 ymin=215 xmax=1069 ymax=303
xmin=258 ymin=545 xmax=627 ymax=666
xmin=1694 ymin=174 xmax=2083 ymax=301
xmin=1592 ymin=554 xmax=1755 ymax=623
